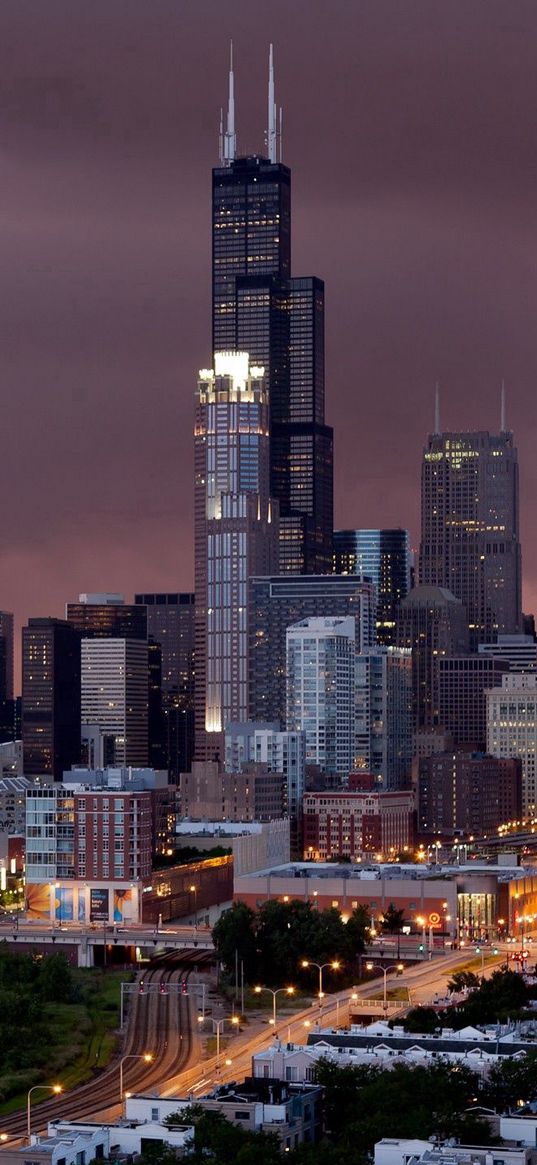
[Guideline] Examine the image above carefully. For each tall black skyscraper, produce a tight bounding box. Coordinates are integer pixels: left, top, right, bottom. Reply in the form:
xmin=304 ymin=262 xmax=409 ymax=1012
xmin=211 ymin=48 xmax=333 ymax=575
xmin=419 ymin=417 xmax=522 ymax=650
xmin=135 ymin=593 xmax=195 ymax=777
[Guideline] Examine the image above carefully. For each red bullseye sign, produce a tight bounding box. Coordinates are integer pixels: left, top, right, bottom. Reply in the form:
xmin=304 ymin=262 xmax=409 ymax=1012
xmin=429 ymin=912 xmax=441 ymax=925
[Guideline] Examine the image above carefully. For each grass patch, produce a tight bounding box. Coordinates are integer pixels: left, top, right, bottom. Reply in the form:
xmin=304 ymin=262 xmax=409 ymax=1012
xmin=0 ymin=968 xmax=124 ymax=1115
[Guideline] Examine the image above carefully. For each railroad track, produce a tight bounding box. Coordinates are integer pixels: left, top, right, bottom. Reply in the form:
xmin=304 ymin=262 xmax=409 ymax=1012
xmin=1 ymin=965 xmax=199 ymax=1138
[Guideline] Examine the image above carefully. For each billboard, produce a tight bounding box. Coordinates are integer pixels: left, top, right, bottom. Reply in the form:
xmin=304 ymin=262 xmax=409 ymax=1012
xmin=113 ymin=888 xmax=133 ymax=923
xmin=26 ymin=883 xmax=51 ymax=921
xmin=90 ymin=887 xmax=109 ymax=922
xmin=55 ymin=886 xmax=74 ymax=922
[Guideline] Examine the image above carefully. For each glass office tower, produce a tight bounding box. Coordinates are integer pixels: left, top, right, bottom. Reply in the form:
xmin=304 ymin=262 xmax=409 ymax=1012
xmin=420 ymin=430 xmax=521 ymax=649
xmin=334 ymin=529 xmax=411 ymax=645
xmin=212 ymin=156 xmax=333 ymax=574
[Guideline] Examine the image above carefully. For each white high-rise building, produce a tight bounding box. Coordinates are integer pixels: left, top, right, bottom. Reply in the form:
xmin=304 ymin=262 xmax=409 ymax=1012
xmin=486 ymin=673 xmax=537 ymax=816
xmin=81 ymin=639 xmax=148 ymax=767
xmin=194 ymin=353 xmax=279 ymax=752
xmin=286 ymin=616 xmax=355 ymax=778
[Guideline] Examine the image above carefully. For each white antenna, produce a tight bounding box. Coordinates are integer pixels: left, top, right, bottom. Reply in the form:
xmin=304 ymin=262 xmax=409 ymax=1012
xmin=224 ymin=40 xmax=236 ymax=164
xmin=279 ymin=106 xmax=283 ymax=162
xmin=501 ymin=379 xmax=507 ymax=432
xmin=434 ymin=382 xmax=441 ymax=435
xmin=218 ymin=107 xmax=224 ymax=165
xmin=267 ymin=44 xmax=277 ymax=162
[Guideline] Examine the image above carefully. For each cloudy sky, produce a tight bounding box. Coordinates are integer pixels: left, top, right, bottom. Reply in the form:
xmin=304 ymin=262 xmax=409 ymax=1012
xmin=1 ymin=0 xmax=536 ymax=684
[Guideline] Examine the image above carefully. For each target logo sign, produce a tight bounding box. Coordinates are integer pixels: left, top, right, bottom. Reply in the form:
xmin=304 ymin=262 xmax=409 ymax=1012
xmin=429 ymin=912 xmax=440 ymax=926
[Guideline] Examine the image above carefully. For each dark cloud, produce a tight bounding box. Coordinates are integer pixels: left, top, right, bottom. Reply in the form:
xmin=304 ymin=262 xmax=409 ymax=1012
xmin=0 ymin=0 xmax=536 ymax=685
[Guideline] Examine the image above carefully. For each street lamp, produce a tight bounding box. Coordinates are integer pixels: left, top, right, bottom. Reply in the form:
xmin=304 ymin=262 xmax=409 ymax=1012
xmin=189 ymin=885 xmax=198 ymax=926
xmin=119 ymin=1053 xmax=153 ymax=1101
xmin=27 ymin=1085 xmax=62 ymax=1142
xmin=365 ymin=961 xmax=404 ymax=1012
xmin=197 ymin=1015 xmax=239 ymax=1070
xmin=254 ymin=985 xmax=295 ymax=1028
xmin=301 ymin=959 xmax=340 ymax=1004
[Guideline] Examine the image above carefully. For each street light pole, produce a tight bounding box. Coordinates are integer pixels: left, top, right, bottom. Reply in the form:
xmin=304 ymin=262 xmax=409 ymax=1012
xmin=254 ymin=985 xmax=295 ymax=1030
xmin=197 ymin=1015 xmax=239 ymax=1072
xmin=365 ymin=962 xmax=404 ymax=1012
xmin=300 ymin=960 xmax=341 ymax=1007
xmin=119 ymin=1053 xmax=153 ymax=1102
xmin=27 ymin=1085 xmax=62 ymax=1143
xmin=189 ymin=885 xmax=197 ymax=926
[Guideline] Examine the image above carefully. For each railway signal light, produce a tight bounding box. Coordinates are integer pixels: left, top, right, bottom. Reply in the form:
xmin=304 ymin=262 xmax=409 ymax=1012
xmin=159 ymin=982 xmax=169 ymax=996
xmin=181 ymin=980 xmax=188 ymax=995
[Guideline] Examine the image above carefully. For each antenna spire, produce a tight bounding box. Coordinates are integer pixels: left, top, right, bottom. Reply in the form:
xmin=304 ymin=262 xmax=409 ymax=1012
xmin=501 ymin=379 xmax=507 ymax=432
xmin=224 ymin=40 xmax=236 ymax=164
xmin=267 ymin=44 xmax=277 ymax=163
xmin=434 ymin=382 xmax=441 ymax=435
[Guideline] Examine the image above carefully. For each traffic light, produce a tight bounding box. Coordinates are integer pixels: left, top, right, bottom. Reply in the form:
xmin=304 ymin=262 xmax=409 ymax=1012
xmin=418 ymin=943 xmax=424 ymax=952
xmin=475 ymin=946 xmax=481 ymax=954
xmin=492 ymin=947 xmax=499 ymax=955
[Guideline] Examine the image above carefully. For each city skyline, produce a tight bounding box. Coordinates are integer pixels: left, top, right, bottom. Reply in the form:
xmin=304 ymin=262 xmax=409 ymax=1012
xmin=2 ymin=1 xmax=537 ymax=683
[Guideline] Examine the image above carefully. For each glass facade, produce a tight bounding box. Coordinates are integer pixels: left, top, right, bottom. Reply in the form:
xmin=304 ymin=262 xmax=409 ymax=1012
xmin=212 ymin=158 xmax=333 ymax=575
xmin=195 ymin=355 xmax=279 ymax=748
xmin=420 ymin=431 xmax=522 ymax=649
xmin=250 ymin=575 xmax=376 ymax=728
xmin=334 ymin=529 xmax=411 ymax=646
xmin=286 ymin=617 xmax=356 ymax=778
xmin=135 ymin=593 xmax=195 ymax=778
xmin=22 ymin=618 xmax=81 ymax=780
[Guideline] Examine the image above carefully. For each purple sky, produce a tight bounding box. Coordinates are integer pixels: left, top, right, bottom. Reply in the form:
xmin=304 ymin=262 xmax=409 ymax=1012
xmin=1 ymin=0 xmax=537 ymax=688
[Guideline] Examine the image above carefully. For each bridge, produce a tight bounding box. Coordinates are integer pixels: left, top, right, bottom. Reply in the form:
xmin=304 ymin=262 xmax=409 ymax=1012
xmin=0 ymin=921 xmax=215 ymax=966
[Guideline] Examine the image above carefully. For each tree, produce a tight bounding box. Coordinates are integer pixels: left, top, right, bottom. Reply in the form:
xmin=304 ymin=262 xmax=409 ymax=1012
xmin=38 ymin=953 xmax=73 ymax=1002
xmin=342 ymin=905 xmax=370 ymax=969
xmin=381 ymin=903 xmax=406 ymax=958
xmin=448 ymin=970 xmax=480 ymax=994
xmin=482 ymin=1051 xmax=537 ymax=1112
xmin=212 ymin=902 xmax=257 ymax=982
xmin=180 ymin=1108 xmax=281 ymax=1165
xmin=402 ymin=1006 xmax=440 ymax=1034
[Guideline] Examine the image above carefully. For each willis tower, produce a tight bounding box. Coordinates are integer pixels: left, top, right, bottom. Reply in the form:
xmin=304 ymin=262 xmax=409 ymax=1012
xmin=212 ymin=46 xmax=333 ymax=574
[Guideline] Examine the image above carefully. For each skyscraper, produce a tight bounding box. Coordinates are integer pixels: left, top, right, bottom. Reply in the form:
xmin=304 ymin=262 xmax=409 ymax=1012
xmin=66 ymin=595 xmax=149 ymax=766
xmin=333 ymin=529 xmax=411 ymax=645
xmin=22 ymin=618 xmax=81 ymax=779
xmin=487 ymin=673 xmax=537 ymax=816
xmin=194 ymin=352 xmax=279 ymax=754
xmin=419 ymin=422 xmax=522 ymax=649
xmin=355 ymin=646 xmax=413 ymax=789
xmin=135 ymin=593 xmax=196 ymax=778
xmin=396 ymin=585 xmax=469 ymax=731
xmin=286 ymin=616 xmax=356 ymax=778
xmin=212 ymin=48 xmax=333 ymax=574
xmin=249 ymin=574 xmax=376 ymax=727
xmin=0 ymin=611 xmax=14 ymax=741
xmin=80 ymin=638 xmax=148 ymax=766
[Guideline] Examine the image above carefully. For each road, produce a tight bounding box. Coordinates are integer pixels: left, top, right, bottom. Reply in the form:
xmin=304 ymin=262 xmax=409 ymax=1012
xmin=161 ymin=946 xmax=504 ymax=1097
xmin=0 ymin=944 xmax=508 ymax=1140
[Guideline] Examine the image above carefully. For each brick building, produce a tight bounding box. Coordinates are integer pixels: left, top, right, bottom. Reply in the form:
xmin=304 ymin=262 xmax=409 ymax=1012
xmin=417 ymin=751 xmax=522 ymax=837
xmin=302 ymin=777 xmax=415 ymax=861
